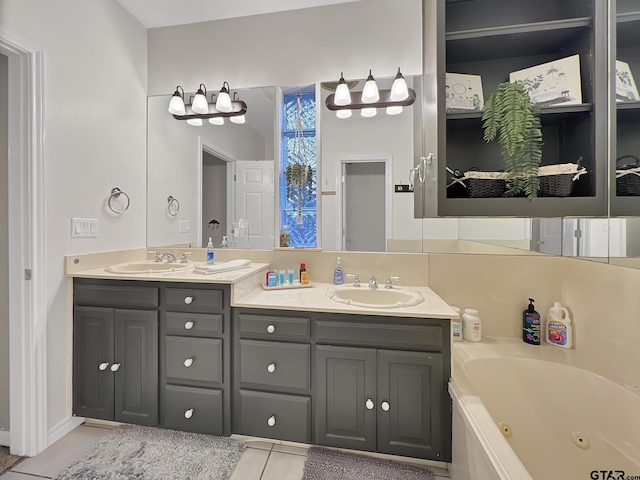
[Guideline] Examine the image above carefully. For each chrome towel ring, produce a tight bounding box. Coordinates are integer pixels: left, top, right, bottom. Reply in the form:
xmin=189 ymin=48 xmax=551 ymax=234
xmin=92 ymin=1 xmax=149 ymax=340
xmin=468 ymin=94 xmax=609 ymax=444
xmin=167 ymin=196 xmax=180 ymax=216
xmin=107 ymin=187 xmax=130 ymax=214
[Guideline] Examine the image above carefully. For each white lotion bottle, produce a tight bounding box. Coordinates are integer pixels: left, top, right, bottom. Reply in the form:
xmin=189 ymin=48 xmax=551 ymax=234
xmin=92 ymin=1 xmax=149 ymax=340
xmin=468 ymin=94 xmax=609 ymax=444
xmin=462 ymin=308 xmax=482 ymax=342
xmin=545 ymin=301 xmax=573 ymax=348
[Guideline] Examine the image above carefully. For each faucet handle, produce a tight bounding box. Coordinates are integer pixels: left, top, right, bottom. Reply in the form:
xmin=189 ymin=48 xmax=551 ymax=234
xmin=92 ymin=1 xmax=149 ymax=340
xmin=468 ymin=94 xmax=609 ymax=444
xmin=346 ymin=273 xmax=361 ymax=287
xmin=369 ymin=274 xmax=378 ymax=289
xmin=385 ymin=275 xmax=400 ymax=289
xmin=153 ymin=251 xmax=163 ymax=262
xmin=180 ymin=251 xmax=192 ymax=263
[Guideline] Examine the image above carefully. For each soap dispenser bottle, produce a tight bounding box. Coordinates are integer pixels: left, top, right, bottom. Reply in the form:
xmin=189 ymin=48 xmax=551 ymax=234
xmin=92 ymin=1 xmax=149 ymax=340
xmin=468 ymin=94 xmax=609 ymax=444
xmin=523 ymin=298 xmax=541 ymax=345
xmin=333 ymin=257 xmax=344 ymax=285
xmin=545 ymin=301 xmax=573 ymax=348
xmin=206 ymin=237 xmax=214 ymax=265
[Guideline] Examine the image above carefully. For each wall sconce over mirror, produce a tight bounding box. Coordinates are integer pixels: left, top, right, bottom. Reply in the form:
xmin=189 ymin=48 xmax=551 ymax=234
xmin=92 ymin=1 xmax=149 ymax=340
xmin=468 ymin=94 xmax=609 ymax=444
xmin=325 ymin=67 xmax=416 ymax=119
xmin=167 ymin=82 xmax=248 ymax=126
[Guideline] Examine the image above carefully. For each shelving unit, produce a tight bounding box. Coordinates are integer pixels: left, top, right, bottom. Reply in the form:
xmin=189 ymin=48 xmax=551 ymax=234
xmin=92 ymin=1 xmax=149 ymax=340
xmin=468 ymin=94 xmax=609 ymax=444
xmin=611 ymin=3 xmax=640 ymax=216
xmin=434 ymin=0 xmax=608 ymax=217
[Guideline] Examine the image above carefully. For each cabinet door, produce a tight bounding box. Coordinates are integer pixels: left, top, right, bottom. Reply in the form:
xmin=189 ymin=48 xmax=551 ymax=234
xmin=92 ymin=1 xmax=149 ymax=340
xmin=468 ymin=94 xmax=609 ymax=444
xmin=73 ymin=306 xmax=114 ymax=420
xmin=377 ymin=350 xmax=445 ymax=459
xmin=315 ymin=345 xmax=376 ymax=451
xmin=114 ymin=309 xmax=158 ymax=426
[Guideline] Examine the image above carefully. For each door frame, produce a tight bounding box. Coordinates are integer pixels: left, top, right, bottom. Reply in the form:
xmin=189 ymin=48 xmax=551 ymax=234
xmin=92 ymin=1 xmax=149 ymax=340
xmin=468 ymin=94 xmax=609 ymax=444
xmin=197 ymin=138 xmax=237 ymax=248
xmin=0 ymin=26 xmax=47 ymax=456
xmin=337 ymin=155 xmax=392 ymax=251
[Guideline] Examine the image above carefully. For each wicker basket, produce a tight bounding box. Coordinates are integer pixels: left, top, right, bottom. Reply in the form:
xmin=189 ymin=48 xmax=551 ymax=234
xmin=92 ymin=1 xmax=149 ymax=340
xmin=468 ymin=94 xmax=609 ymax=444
xmin=616 ymin=155 xmax=640 ymax=196
xmin=463 ymin=171 xmax=507 ymax=198
xmin=537 ymin=162 xmax=587 ymax=197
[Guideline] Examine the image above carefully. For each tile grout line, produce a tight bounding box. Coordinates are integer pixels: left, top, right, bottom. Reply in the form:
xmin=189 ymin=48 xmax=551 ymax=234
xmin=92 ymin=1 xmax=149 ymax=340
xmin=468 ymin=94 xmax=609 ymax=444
xmin=258 ymin=443 xmax=274 ymax=480
xmin=8 ymin=472 xmax=53 ymax=479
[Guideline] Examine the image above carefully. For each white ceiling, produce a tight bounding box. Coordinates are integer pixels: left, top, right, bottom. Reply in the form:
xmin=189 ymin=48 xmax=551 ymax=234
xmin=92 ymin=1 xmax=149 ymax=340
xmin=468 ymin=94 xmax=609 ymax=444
xmin=116 ymin=0 xmax=364 ymax=28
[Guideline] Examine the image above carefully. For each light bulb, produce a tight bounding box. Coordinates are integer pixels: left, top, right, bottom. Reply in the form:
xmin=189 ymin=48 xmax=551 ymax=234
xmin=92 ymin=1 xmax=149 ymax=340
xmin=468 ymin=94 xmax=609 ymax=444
xmin=191 ymin=84 xmax=209 ymax=114
xmin=336 ymin=109 xmax=352 ymax=119
xmin=390 ymin=67 xmax=409 ymax=101
xmin=208 ymin=117 xmax=224 ymax=125
xmin=216 ymin=82 xmax=232 ymax=112
xmin=230 ymin=114 xmax=246 ymax=124
xmin=386 ymin=106 xmax=403 ymax=115
xmin=361 ymin=107 xmax=377 ymax=117
xmin=361 ymin=70 xmax=379 ymax=103
xmin=187 ymin=118 xmax=203 ymax=126
xmin=334 ymin=72 xmax=352 ymax=106
xmin=168 ymin=86 xmax=185 ymax=115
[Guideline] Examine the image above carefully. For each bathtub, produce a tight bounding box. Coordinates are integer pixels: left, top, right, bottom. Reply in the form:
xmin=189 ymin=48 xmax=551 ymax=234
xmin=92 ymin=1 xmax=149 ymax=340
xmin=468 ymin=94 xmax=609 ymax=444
xmin=449 ymin=338 xmax=640 ymax=480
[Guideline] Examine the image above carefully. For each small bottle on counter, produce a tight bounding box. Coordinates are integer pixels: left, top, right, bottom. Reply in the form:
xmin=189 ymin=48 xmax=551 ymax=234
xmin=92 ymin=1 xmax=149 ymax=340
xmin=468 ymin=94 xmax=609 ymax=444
xmin=299 ymin=263 xmax=306 ymax=283
xmin=462 ymin=308 xmax=482 ymax=342
xmin=288 ymin=269 xmax=295 ymax=285
xmin=451 ymin=306 xmax=462 ymax=342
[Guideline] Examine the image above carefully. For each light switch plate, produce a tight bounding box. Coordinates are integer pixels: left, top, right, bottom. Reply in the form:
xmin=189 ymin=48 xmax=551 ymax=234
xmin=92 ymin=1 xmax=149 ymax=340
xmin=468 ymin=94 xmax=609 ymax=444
xmin=71 ymin=218 xmax=98 ymax=238
xmin=179 ymin=220 xmax=191 ymax=233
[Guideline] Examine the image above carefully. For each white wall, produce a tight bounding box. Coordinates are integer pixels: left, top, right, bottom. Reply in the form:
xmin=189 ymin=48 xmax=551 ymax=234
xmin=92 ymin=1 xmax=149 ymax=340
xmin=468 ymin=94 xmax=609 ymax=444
xmin=147 ymin=0 xmax=422 ymax=96
xmin=0 ymin=0 xmax=148 ymax=432
xmin=0 ymin=53 xmax=9 ymax=434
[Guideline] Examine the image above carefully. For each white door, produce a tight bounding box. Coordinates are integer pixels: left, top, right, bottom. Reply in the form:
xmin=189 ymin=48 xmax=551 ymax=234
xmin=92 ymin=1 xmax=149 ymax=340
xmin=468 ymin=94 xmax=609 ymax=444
xmin=233 ymin=160 xmax=275 ymax=249
xmin=343 ymin=162 xmax=386 ymax=252
xmin=532 ymin=218 xmax=563 ymax=255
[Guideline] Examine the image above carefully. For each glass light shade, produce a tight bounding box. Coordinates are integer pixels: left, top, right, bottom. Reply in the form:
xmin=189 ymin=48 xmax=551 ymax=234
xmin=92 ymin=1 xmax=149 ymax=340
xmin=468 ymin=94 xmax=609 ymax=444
xmin=168 ymin=94 xmax=185 ymax=115
xmin=361 ymin=70 xmax=380 ymax=103
xmin=216 ymin=90 xmax=232 ymax=113
xmin=336 ymin=109 xmax=352 ymax=119
xmin=191 ymin=85 xmax=209 ymax=114
xmin=390 ymin=70 xmax=409 ymax=101
xmin=386 ymin=106 xmax=403 ymax=115
xmin=334 ymin=74 xmax=352 ymax=106
xmin=361 ymin=107 xmax=377 ymax=118
xmin=208 ymin=117 xmax=224 ymax=125
xmin=230 ymin=114 xmax=246 ymax=124
xmin=186 ymin=118 xmax=203 ymax=126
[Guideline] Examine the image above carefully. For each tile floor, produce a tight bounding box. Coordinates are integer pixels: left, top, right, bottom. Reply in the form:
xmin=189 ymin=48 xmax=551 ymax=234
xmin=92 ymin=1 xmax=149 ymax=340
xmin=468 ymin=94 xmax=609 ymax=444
xmin=0 ymin=424 xmax=450 ymax=480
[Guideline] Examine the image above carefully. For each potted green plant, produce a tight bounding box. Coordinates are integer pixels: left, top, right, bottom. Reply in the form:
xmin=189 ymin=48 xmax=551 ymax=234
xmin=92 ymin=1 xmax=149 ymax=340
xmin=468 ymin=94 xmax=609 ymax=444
xmin=482 ymin=81 xmax=543 ymax=199
xmin=285 ymin=162 xmax=313 ymax=224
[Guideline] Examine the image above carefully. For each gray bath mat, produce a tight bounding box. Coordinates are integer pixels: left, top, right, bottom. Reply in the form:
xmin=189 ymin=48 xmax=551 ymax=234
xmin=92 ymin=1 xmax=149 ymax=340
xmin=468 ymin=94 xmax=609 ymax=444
xmin=302 ymin=446 xmax=435 ymax=480
xmin=0 ymin=446 xmax=27 ymax=476
xmin=54 ymin=424 xmax=245 ymax=480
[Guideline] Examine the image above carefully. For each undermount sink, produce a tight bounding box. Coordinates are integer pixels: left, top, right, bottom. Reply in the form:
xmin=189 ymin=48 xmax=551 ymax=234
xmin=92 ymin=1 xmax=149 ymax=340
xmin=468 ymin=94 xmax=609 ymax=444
xmin=104 ymin=261 xmax=192 ymax=274
xmin=326 ymin=285 xmax=424 ymax=309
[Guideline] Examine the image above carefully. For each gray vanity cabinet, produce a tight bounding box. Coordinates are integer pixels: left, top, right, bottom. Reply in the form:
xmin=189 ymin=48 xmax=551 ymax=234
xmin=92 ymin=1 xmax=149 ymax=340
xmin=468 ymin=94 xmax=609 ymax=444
xmin=160 ymin=284 xmax=231 ymax=436
xmin=73 ymin=280 xmax=159 ymax=426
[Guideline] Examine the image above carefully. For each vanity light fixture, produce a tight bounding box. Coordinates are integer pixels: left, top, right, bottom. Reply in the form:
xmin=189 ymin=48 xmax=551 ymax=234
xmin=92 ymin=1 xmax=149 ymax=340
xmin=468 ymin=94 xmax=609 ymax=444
xmin=216 ymin=81 xmax=232 ymax=112
xmin=169 ymin=83 xmax=247 ymax=126
xmin=325 ymin=67 xmax=416 ymax=119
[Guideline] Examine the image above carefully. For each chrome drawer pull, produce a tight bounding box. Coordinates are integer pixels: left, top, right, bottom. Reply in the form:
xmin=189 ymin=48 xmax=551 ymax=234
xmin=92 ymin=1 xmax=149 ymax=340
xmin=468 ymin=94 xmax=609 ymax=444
xmin=184 ymin=358 xmax=194 ymax=368
xmin=110 ymin=363 xmax=121 ymax=372
xmin=184 ymin=296 xmax=194 ymax=305
xmin=381 ymin=401 xmax=390 ymax=412
xmin=185 ymin=408 xmax=193 ymax=419
xmin=266 ymin=324 xmax=275 ymax=334
xmin=366 ymin=399 xmax=374 ymax=410
xmin=267 ymin=415 xmax=276 ymax=427
xmin=99 ymin=362 xmax=110 ymax=371
xmin=267 ymin=363 xmax=276 ymax=373
xmin=184 ymin=321 xmax=194 ymax=330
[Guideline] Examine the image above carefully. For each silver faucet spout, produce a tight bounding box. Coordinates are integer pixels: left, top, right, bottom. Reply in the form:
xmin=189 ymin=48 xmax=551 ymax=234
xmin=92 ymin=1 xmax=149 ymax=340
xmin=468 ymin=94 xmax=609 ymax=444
xmin=161 ymin=252 xmax=176 ymax=263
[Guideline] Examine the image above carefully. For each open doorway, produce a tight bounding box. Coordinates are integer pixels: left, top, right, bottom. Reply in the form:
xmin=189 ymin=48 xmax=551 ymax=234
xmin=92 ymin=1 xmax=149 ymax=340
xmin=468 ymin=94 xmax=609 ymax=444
xmin=340 ymin=156 xmax=392 ymax=252
xmin=201 ymin=152 xmax=227 ymax=248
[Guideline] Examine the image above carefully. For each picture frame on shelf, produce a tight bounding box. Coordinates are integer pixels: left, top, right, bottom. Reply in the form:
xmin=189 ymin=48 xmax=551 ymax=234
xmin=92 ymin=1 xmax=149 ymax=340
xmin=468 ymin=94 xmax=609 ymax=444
xmin=509 ymin=54 xmax=582 ymax=107
xmin=445 ymin=73 xmax=484 ymax=112
xmin=615 ymin=60 xmax=640 ymax=102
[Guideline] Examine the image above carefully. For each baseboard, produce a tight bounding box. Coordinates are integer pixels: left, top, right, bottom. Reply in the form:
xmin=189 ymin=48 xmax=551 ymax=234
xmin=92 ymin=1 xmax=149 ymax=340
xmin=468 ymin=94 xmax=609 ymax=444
xmin=0 ymin=430 xmax=9 ymax=447
xmin=48 ymin=416 xmax=84 ymax=446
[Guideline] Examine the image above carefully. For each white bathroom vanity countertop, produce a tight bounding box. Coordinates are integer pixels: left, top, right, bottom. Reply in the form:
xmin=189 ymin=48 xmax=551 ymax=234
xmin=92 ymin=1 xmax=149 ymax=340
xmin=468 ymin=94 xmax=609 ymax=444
xmin=67 ymin=261 xmax=270 ymax=284
xmin=233 ymin=281 xmax=459 ymax=320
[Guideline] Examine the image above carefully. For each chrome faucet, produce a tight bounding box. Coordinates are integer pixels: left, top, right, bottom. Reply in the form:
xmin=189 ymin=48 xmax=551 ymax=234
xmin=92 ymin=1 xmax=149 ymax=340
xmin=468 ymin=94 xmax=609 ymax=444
xmin=179 ymin=252 xmax=192 ymax=263
xmin=153 ymin=251 xmax=163 ymax=262
xmin=369 ymin=274 xmax=378 ymax=289
xmin=385 ymin=275 xmax=400 ymax=289
xmin=160 ymin=252 xmax=176 ymax=263
xmin=347 ymin=273 xmax=361 ymax=287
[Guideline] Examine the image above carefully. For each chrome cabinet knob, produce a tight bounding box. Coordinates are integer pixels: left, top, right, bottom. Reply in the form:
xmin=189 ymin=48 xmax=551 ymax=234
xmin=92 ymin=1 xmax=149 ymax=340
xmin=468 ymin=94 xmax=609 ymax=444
xmin=366 ymin=399 xmax=374 ymax=410
xmin=184 ymin=296 xmax=194 ymax=305
xmin=266 ymin=324 xmax=275 ymax=334
xmin=184 ymin=358 xmax=194 ymax=368
xmin=185 ymin=408 xmax=193 ymax=419
xmin=267 ymin=415 xmax=276 ymax=427
xmin=267 ymin=363 xmax=276 ymax=373
xmin=110 ymin=363 xmax=121 ymax=372
xmin=99 ymin=362 xmax=109 ymax=371
xmin=381 ymin=401 xmax=390 ymax=412
xmin=184 ymin=321 xmax=194 ymax=330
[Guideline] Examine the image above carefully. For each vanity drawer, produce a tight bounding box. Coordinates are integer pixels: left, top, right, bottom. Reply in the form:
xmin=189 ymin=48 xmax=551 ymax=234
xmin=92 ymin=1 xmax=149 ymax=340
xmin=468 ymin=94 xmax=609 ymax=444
xmin=164 ymin=287 xmax=224 ymax=312
xmin=162 ymin=384 xmax=223 ymax=436
xmin=239 ymin=340 xmax=310 ymax=391
xmin=74 ymin=283 xmax=158 ymax=309
xmin=164 ymin=312 xmax=223 ymax=338
xmin=238 ymin=312 xmax=310 ymax=340
xmin=237 ymin=390 xmax=311 ymax=443
xmin=164 ymin=336 xmax=223 ymax=385
xmin=315 ymin=319 xmax=444 ymax=351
